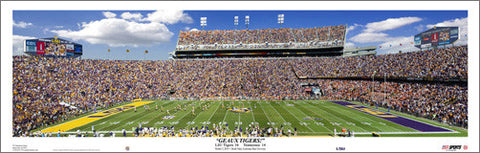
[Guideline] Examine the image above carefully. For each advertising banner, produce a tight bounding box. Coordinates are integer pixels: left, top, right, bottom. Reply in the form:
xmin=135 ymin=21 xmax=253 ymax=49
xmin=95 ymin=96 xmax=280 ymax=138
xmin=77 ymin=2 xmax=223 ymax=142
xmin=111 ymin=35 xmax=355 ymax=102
xmin=25 ymin=40 xmax=37 ymax=46
xmin=66 ymin=44 xmax=74 ymax=51
xmin=431 ymin=33 xmax=438 ymax=43
xmin=414 ymin=36 xmax=421 ymax=45
xmin=36 ymin=41 xmax=45 ymax=55
xmin=74 ymin=44 xmax=82 ymax=53
xmin=66 ymin=50 xmax=74 ymax=56
xmin=414 ymin=27 xmax=458 ymax=49
xmin=26 ymin=46 xmax=36 ymax=52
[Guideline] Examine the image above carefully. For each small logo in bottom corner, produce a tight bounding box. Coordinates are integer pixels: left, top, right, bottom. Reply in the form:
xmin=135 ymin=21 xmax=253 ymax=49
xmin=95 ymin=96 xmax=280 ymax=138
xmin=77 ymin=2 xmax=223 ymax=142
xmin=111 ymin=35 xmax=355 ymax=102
xmin=463 ymin=145 xmax=468 ymax=150
xmin=442 ymin=145 xmax=462 ymax=151
xmin=125 ymin=146 xmax=130 ymax=151
xmin=336 ymin=147 xmax=345 ymax=151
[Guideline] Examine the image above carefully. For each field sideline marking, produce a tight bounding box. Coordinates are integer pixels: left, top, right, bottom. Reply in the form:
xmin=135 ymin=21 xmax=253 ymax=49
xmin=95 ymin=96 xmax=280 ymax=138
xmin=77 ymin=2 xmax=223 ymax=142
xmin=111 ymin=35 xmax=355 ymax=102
xmin=40 ymin=101 xmax=154 ymax=133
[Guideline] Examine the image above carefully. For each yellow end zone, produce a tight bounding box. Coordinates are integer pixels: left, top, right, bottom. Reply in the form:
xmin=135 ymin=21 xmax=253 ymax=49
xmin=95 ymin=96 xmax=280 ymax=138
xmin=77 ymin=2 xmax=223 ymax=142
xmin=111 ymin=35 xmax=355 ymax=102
xmin=40 ymin=101 xmax=153 ymax=133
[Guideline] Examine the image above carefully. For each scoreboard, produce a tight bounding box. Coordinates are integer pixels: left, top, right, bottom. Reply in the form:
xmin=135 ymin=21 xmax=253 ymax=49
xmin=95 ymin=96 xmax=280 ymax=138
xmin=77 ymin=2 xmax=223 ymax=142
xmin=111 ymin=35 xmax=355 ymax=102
xmin=414 ymin=27 xmax=459 ymax=49
xmin=24 ymin=36 xmax=82 ymax=57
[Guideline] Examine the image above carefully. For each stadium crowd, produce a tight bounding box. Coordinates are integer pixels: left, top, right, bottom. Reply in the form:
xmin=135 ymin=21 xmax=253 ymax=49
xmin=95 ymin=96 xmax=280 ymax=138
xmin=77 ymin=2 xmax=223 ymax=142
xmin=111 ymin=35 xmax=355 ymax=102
xmin=291 ymin=46 xmax=467 ymax=80
xmin=13 ymin=45 xmax=467 ymax=136
xmin=176 ymin=25 xmax=346 ymax=50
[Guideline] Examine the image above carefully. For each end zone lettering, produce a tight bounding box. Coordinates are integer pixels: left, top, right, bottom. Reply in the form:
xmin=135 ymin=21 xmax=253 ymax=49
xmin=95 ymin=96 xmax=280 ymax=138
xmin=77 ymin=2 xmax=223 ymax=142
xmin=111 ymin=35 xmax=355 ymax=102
xmin=346 ymin=105 xmax=396 ymax=118
xmin=89 ymin=106 xmax=134 ymax=118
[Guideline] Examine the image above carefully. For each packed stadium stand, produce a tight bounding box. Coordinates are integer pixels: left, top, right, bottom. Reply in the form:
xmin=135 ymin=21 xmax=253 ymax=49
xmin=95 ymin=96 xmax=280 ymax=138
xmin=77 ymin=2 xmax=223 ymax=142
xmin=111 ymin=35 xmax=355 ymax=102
xmin=13 ymin=45 xmax=467 ymax=136
xmin=172 ymin=25 xmax=349 ymax=58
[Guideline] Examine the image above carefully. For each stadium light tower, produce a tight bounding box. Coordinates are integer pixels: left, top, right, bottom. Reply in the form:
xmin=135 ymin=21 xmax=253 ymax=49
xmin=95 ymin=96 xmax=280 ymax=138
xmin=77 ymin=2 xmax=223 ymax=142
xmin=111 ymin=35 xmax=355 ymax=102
xmin=245 ymin=15 xmax=250 ymax=30
xmin=278 ymin=14 xmax=284 ymax=28
xmin=200 ymin=17 xmax=207 ymax=31
xmin=234 ymin=16 xmax=239 ymax=29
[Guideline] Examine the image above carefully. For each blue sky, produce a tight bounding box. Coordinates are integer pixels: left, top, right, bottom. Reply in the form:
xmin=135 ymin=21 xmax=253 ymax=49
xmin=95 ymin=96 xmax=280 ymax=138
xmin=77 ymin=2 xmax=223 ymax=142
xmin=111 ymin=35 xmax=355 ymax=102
xmin=13 ymin=10 xmax=468 ymax=60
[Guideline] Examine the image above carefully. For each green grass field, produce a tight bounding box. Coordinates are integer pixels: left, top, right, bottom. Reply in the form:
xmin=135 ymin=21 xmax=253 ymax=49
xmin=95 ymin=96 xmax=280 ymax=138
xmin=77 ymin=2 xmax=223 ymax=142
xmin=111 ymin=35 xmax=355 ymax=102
xmin=40 ymin=100 xmax=467 ymax=137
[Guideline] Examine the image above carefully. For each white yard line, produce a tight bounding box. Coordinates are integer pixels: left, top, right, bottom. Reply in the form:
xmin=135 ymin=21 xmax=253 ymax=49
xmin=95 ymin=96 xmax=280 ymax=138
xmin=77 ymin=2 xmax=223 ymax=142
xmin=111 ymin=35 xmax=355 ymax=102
xmin=249 ymin=101 xmax=256 ymax=123
xmin=277 ymin=101 xmax=315 ymax=132
xmin=327 ymin=102 xmax=405 ymax=132
xmin=265 ymin=101 xmax=294 ymax=129
xmin=286 ymin=100 xmax=331 ymax=132
xmin=171 ymin=101 xmax=205 ymax=125
xmin=297 ymin=101 xmax=343 ymax=131
xmin=304 ymin=101 xmax=369 ymax=132
xmin=258 ymin=101 xmax=273 ymax=123
xmin=206 ymin=101 xmax=222 ymax=123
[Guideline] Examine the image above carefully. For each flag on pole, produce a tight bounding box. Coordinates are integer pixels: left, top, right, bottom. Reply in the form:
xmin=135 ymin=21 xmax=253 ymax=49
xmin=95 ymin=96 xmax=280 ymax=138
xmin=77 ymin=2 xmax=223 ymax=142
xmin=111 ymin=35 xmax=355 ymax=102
xmin=399 ymin=43 xmax=402 ymax=46
xmin=145 ymin=50 xmax=148 ymax=54
xmin=126 ymin=49 xmax=130 ymax=53
xmin=108 ymin=49 xmax=110 ymax=52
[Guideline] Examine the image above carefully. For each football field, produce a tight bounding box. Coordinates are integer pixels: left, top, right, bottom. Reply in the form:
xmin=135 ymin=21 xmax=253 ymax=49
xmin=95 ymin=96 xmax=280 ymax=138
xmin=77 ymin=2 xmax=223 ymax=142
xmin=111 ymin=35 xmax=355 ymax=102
xmin=39 ymin=100 xmax=466 ymax=137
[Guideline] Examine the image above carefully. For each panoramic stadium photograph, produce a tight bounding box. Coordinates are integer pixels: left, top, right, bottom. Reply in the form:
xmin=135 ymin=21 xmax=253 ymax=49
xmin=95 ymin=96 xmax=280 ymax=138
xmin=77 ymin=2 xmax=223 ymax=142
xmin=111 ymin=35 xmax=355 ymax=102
xmin=3 ymin=1 xmax=478 ymax=152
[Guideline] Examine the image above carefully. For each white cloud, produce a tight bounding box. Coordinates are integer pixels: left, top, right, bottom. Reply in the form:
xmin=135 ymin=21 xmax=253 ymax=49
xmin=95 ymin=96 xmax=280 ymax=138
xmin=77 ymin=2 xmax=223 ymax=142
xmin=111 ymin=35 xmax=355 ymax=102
xmin=184 ymin=26 xmax=191 ymax=31
xmin=103 ymin=11 xmax=117 ymax=18
xmin=51 ymin=18 xmax=173 ymax=47
xmin=377 ymin=36 xmax=419 ymax=54
xmin=13 ymin=21 xmax=33 ymax=28
xmin=142 ymin=10 xmax=193 ymax=24
xmin=350 ymin=32 xmax=390 ymax=43
xmin=346 ymin=23 xmax=361 ymax=32
xmin=350 ymin=17 xmax=422 ymax=44
xmin=427 ymin=17 xmax=468 ymax=45
xmin=54 ymin=26 xmax=64 ymax=28
xmin=13 ymin=35 xmax=36 ymax=56
xmin=121 ymin=12 xmax=143 ymax=21
xmin=43 ymin=28 xmax=50 ymax=34
xmin=189 ymin=28 xmax=199 ymax=32
xmin=364 ymin=17 xmax=422 ymax=33
xmin=414 ymin=24 xmax=424 ymax=32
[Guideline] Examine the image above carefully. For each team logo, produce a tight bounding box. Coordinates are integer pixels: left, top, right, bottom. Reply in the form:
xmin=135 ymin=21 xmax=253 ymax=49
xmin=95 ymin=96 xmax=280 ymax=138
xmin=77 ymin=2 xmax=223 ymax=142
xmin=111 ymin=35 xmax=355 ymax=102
xmin=227 ymin=107 xmax=251 ymax=113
